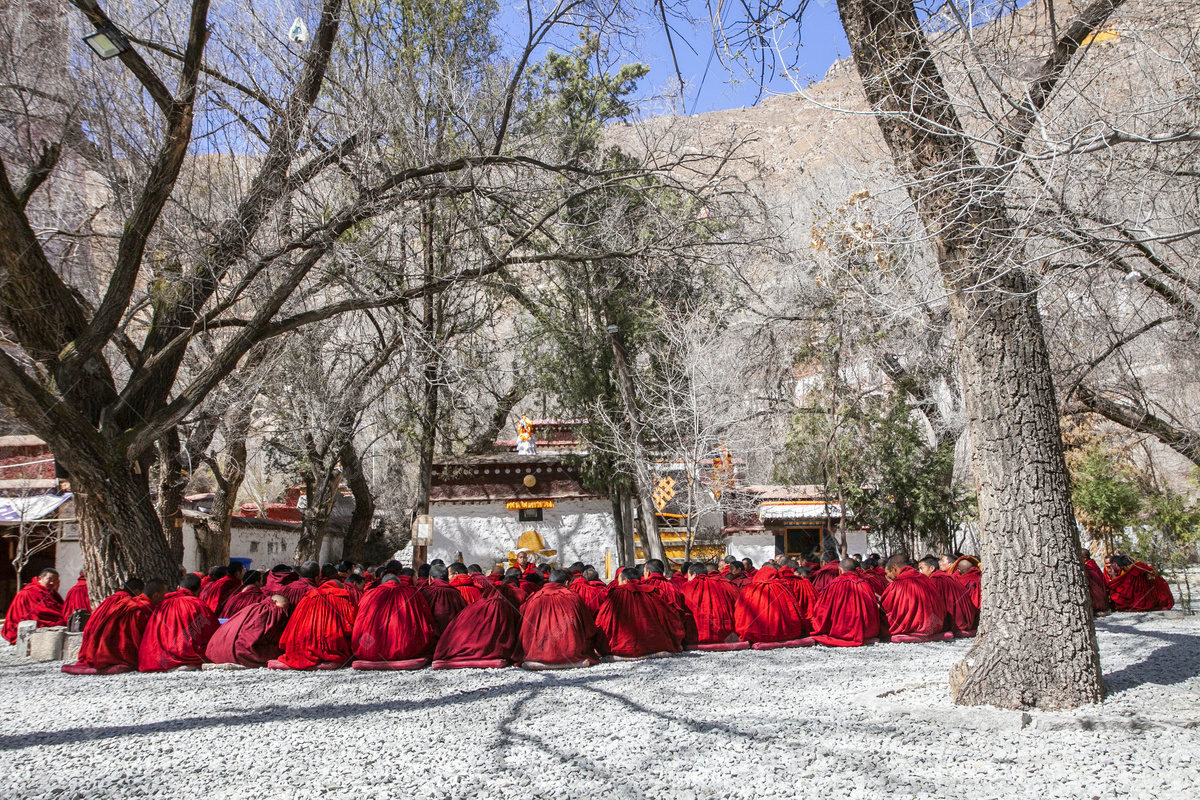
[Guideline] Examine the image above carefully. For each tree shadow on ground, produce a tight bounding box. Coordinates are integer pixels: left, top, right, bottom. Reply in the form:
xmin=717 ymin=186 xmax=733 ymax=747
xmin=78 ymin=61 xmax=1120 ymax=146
xmin=1098 ymin=619 xmax=1200 ymax=692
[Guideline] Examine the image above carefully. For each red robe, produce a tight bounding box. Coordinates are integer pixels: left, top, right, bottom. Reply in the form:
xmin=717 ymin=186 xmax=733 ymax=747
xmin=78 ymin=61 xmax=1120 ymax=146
xmin=670 ymin=571 xmax=687 ymax=588
xmin=205 ymin=602 xmax=288 ymax=667
xmin=344 ymin=582 xmax=364 ymax=607
xmin=64 ymin=576 xmax=91 ymax=617
xmin=776 ymin=568 xmax=818 ymax=623
xmin=680 ymin=574 xmax=737 ymax=644
xmin=2 ymin=581 xmax=66 ymax=643
xmin=222 ymin=586 xmax=268 ymax=619
xmin=880 ymin=567 xmax=946 ymax=638
xmin=809 ymin=572 xmax=881 ymax=647
xmin=280 ymin=578 xmax=317 ymax=610
xmin=138 ymin=590 xmax=219 ymax=671
xmin=76 ymin=592 xmax=154 ymax=669
xmin=810 ymin=562 xmax=841 ymax=594
xmin=263 ymin=569 xmax=298 ymax=595
xmin=926 ymin=569 xmax=978 ymax=634
xmin=433 ymin=594 xmax=522 ymax=663
xmin=733 ymin=566 xmax=807 ymax=642
xmin=450 ymin=574 xmax=483 ymax=605
xmin=518 ymin=582 xmax=597 ymax=665
xmin=1083 ymin=559 xmax=1111 ymax=613
xmin=595 ymin=582 xmax=685 ymax=657
xmin=199 ymin=575 xmax=240 ymax=617
xmin=642 ymin=573 xmax=698 ymax=645
xmin=957 ymin=567 xmax=983 ymax=610
xmin=861 ymin=568 xmax=888 ymax=596
xmin=1108 ymin=563 xmax=1175 ymax=611
xmin=351 ymin=579 xmax=435 ymax=661
xmin=570 ymin=577 xmax=609 ymax=617
xmin=279 ymin=582 xmax=356 ymax=669
xmin=498 ymin=581 xmax=527 ymax=609
xmin=418 ymin=579 xmax=468 ymax=636
xmin=470 ymin=572 xmax=499 ymax=597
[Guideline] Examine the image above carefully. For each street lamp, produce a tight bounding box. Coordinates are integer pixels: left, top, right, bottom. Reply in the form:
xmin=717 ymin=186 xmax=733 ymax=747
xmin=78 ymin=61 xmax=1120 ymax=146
xmin=82 ymin=23 xmax=130 ymax=60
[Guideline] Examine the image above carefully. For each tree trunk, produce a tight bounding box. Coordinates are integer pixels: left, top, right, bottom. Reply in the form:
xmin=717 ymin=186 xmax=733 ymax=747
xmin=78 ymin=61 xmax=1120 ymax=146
xmin=836 ymin=0 xmax=1106 ymax=708
xmin=412 ymin=205 xmax=440 ymax=567
xmin=607 ymin=324 xmax=666 ymax=564
xmin=205 ymin=408 xmax=250 ymax=571
xmin=340 ymin=439 xmax=375 ymax=563
xmin=294 ymin=464 xmax=340 ymax=564
xmin=156 ymin=429 xmax=185 ymax=565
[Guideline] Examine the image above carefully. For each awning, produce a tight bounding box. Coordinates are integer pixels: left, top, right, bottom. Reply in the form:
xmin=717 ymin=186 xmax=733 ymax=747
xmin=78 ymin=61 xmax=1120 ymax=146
xmin=0 ymin=492 xmax=72 ymax=523
xmin=760 ymin=501 xmax=846 ymax=521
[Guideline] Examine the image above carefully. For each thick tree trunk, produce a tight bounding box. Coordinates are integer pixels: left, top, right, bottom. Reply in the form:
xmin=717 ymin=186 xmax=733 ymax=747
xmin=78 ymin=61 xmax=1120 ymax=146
xmin=836 ymin=0 xmax=1107 ymax=708
xmin=204 ymin=410 xmax=250 ymax=571
xmin=340 ymin=440 xmax=375 ymax=563
xmin=156 ymin=429 xmax=185 ymax=565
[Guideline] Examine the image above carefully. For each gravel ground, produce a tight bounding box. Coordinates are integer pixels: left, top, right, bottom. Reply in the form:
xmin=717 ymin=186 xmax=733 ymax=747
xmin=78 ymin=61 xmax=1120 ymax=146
xmin=1 ymin=613 xmax=1197 ymax=800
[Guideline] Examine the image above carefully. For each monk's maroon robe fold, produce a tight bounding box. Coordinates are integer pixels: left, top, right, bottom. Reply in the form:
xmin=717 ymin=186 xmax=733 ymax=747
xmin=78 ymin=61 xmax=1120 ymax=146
xmin=518 ymin=583 xmax=597 ymax=665
xmin=77 ymin=592 xmax=154 ymax=669
xmin=352 ymin=579 xmax=435 ymax=661
xmin=880 ymin=566 xmax=946 ymax=638
xmin=433 ymin=594 xmax=521 ymax=663
xmin=199 ymin=575 xmax=240 ymax=617
xmin=681 ymin=573 xmax=737 ymax=644
xmin=419 ymin=579 xmax=468 ymax=636
xmin=595 ymin=582 xmax=684 ymax=657
xmin=926 ymin=569 xmax=977 ymax=633
xmin=138 ymin=589 xmax=219 ymax=671
xmin=1 ymin=581 xmax=65 ymax=643
xmin=809 ymin=572 xmax=881 ymax=647
xmin=64 ymin=576 xmax=91 ymax=617
xmin=279 ymin=582 xmax=356 ymax=669
xmin=206 ymin=602 xmax=288 ymax=667
xmin=733 ymin=566 xmax=807 ymax=643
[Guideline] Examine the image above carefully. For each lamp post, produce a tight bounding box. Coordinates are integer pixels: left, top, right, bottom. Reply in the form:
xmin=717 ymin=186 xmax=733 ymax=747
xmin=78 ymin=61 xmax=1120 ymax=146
xmin=82 ymin=22 xmax=130 ymax=60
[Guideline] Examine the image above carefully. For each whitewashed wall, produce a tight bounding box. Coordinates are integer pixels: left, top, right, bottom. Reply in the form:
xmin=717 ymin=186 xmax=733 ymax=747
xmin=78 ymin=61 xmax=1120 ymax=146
xmin=430 ymin=498 xmax=617 ymax=569
xmin=55 ymin=538 xmax=83 ymax=589
xmin=726 ymin=534 xmax=774 ymax=566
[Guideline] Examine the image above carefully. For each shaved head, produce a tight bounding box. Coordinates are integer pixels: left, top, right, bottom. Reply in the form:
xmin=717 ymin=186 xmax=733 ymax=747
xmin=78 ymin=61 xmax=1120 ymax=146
xmin=179 ymin=573 xmax=202 ymax=593
xmin=270 ymin=594 xmax=289 ymax=610
xmin=917 ymin=556 xmax=939 ymax=575
xmin=839 ymin=558 xmax=857 ymax=574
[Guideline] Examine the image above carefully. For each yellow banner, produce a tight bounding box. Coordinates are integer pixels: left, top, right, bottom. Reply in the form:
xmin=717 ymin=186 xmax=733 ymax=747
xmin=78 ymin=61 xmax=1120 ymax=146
xmin=506 ymin=499 xmax=555 ymax=510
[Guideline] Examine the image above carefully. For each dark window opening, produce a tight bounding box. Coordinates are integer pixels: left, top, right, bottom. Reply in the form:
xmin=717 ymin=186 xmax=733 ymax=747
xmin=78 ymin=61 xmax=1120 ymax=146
xmin=518 ymin=508 xmax=544 ymax=522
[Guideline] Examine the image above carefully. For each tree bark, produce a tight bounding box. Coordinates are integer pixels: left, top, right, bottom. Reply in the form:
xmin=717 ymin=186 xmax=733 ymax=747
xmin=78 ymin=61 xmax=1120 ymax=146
xmin=836 ymin=0 xmax=1108 ymax=708
xmin=156 ymin=429 xmax=185 ymax=565
xmin=340 ymin=439 xmax=375 ymax=563
xmin=204 ymin=405 xmax=251 ymax=571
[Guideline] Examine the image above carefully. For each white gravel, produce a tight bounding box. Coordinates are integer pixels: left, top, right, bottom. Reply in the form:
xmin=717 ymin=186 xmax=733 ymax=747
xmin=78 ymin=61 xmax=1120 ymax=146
xmin=1 ymin=613 xmax=1198 ymax=799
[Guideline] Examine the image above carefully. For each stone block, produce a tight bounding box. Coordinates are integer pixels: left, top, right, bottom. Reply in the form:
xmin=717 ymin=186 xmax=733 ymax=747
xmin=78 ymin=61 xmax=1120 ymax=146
xmin=63 ymin=631 xmax=83 ymax=662
xmin=15 ymin=620 xmax=37 ymax=656
xmin=28 ymin=628 xmax=66 ymax=661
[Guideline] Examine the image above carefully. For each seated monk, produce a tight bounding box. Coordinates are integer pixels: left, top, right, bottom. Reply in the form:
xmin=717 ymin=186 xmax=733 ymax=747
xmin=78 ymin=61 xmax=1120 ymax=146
xmin=570 ymin=566 xmax=609 ymax=617
xmin=642 ymin=559 xmax=697 ymax=646
xmin=733 ymin=564 xmax=807 ymax=643
xmin=776 ymin=560 xmax=818 ymax=622
xmin=858 ymin=558 xmax=888 ymax=596
xmin=917 ymin=556 xmax=977 ymax=635
xmin=938 ymin=554 xmax=956 ymax=574
xmin=448 ymin=563 xmax=483 ymax=605
xmin=351 ymin=574 xmax=435 ymax=661
xmin=2 ymin=568 xmax=66 ymax=643
xmin=810 ymin=560 xmax=882 ymax=646
xmin=681 ymin=563 xmax=738 ymax=644
xmin=415 ymin=563 xmax=432 ymax=587
xmin=432 ymin=590 xmax=522 ymax=667
xmin=809 ymin=556 xmax=842 ymax=594
xmin=499 ymin=568 xmax=528 ymax=609
xmin=222 ymin=570 xmax=269 ymax=619
xmin=280 ymin=561 xmax=320 ymax=609
xmin=720 ymin=560 xmax=748 ymax=593
xmin=880 ymin=555 xmax=947 ymax=642
xmin=595 ymin=568 xmax=684 ymax=658
xmin=670 ymin=563 xmax=688 ymax=588
xmin=466 ymin=564 xmax=498 ymax=598
xmin=64 ymin=572 xmax=91 ymax=618
xmin=519 ymin=568 xmax=598 ymax=667
xmin=74 ymin=579 xmax=163 ymax=670
xmin=521 ymin=570 xmax=545 ymax=597
xmin=741 ymin=558 xmax=758 ymax=578
xmin=138 ymin=574 xmax=220 ymax=671
xmin=1107 ymin=556 xmax=1175 ymax=611
xmin=488 ymin=564 xmax=505 ymax=585
xmin=263 ymin=564 xmax=298 ymax=595
xmin=344 ymin=573 xmax=366 ymax=605
xmin=418 ymin=564 xmax=468 ymax=636
xmin=200 ymin=561 xmax=245 ymax=617
xmin=1080 ymin=549 xmax=1111 ymax=615
xmin=277 ymin=580 xmax=356 ymax=669
xmin=206 ymin=594 xmax=290 ymax=667
xmin=954 ymin=557 xmax=983 ymax=610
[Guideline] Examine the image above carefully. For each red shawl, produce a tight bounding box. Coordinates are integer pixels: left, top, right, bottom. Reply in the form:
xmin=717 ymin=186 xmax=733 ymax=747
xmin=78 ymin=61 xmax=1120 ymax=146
xmin=263 ymin=569 xmax=298 ymax=595
xmin=642 ymin=573 xmax=698 ymax=645
xmin=199 ymin=575 xmax=240 ymax=617
xmin=279 ymin=582 xmax=356 ymax=669
xmin=680 ymin=573 xmax=737 ymax=644
xmin=498 ymin=581 xmax=527 ymax=609
xmin=205 ymin=601 xmax=288 ymax=667
xmin=450 ymin=574 xmax=483 ymax=605
xmin=138 ymin=590 xmax=219 ymax=671
xmin=880 ymin=567 xmax=946 ymax=637
xmin=280 ymin=578 xmax=317 ymax=610
xmin=77 ymin=592 xmax=154 ymax=669
xmin=733 ymin=566 xmax=807 ymax=643
xmin=957 ymin=567 xmax=983 ymax=609
xmin=351 ymin=579 xmax=435 ymax=661
xmin=926 ymin=569 xmax=978 ymax=633
xmin=433 ymin=593 xmax=522 ymax=662
xmin=64 ymin=576 xmax=91 ymax=617
xmin=418 ymin=579 xmax=468 ymax=636
xmin=222 ymin=585 xmax=269 ymax=619
xmin=1108 ymin=563 xmax=1174 ymax=611
xmin=2 ymin=580 xmax=65 ymax=643
xmin=1083 ymin=558 xmax=1111 ymax=613
xmin=809 ymin=572 xmax=881 ymax=646
xmin=570 ymin=577 xmax=609 ymax=617
xmin=595 ymin=582 xmax=684 ymax=657
xmin=518 ymin=582 xmax=597 ymax=665
xmin=810 ymin=561 xmax=842 ymax=594
xmin=776 ymin=568 xmax=818 ymax=623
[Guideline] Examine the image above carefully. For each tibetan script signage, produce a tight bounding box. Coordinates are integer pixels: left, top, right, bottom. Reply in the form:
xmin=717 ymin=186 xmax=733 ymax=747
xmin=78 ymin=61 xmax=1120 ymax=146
xmin=506 ymin=499 xmax=555 ymax=510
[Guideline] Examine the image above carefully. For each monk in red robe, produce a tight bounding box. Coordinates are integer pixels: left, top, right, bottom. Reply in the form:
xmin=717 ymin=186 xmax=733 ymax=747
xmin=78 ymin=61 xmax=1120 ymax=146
xmin=519 ymin=569 xmax=598 ymax=667
xmin=733 ymin=564 xmax=807 ymax=643
xmin=433 ymin=591 xmax=522 ymax=667
xmin=223 ymin=571 xmax=269 ymax=619
xmin=1107 ymin=557 xmax=1175 ymax=611
xmin=596 ymin=568 xmax=684 ymax=658
xmin=570 ymin=567 xmax=608 ymax=616
xmin=351 ymin=575 xmax=435 ymax=661
xmin=681 ymin=563 xmax=738 ymax=644
xmin=955 ymin=558 xmax=983 ymax=610
xmin=810 ymin=560 xmax=882 ymax=646
xmin=138 ymin=574 xmax=220 ymax=671
xmin=206 ymin=594 xmax=289 ymax=667
xmin=279 ymin=562 xmax=320 ymax=609
xmin=448 ymin=563 xmax=483 ymax=605
xmin=467 ymin=565 xmax=499 ymax=597
xmin=642 ymin=559 xmax=697 ymax=646
xmin=520 ymin=571 xmax=545 ymax=596
xmin=776 ymin=561 xmax=818 ymax=622
xmin=64 ymin=573 xmax=91 ymax=618
xmin=719 ymin=560 xmax=748 ymax=593
xmin=418 ymin=564 xmax=468 ymax=636
xmin=72 ymin=579 xmax=164 ymax=671
xmin=264 ymin=564 xmax=299 ymax=595
xmin=200 ymin=561 xmax=245 ymax=617
xmin=2 ymin=568 xmax=66 ymax=643
xmin=277 ymin=580 xmax=356 ymax=669
xmin=1081 ymin=549 xmax=1110 ymax=615
xmin=488 ymin=565 xmax=505 ymax=585
xmin=917 ymin=556 xmax=977 ymax=635
xmin=880 ymin=555 xmax=947 ymax=642
xmin=810 ymin=556 xmax=842 ymax=595
xmin=499 ymin=568 xmax=528 ymax=608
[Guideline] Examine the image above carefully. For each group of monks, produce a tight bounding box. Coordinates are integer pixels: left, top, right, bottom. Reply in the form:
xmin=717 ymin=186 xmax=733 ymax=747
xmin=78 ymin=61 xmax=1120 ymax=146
xmin=0 ymin=546 xmax=1175 ymax=675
